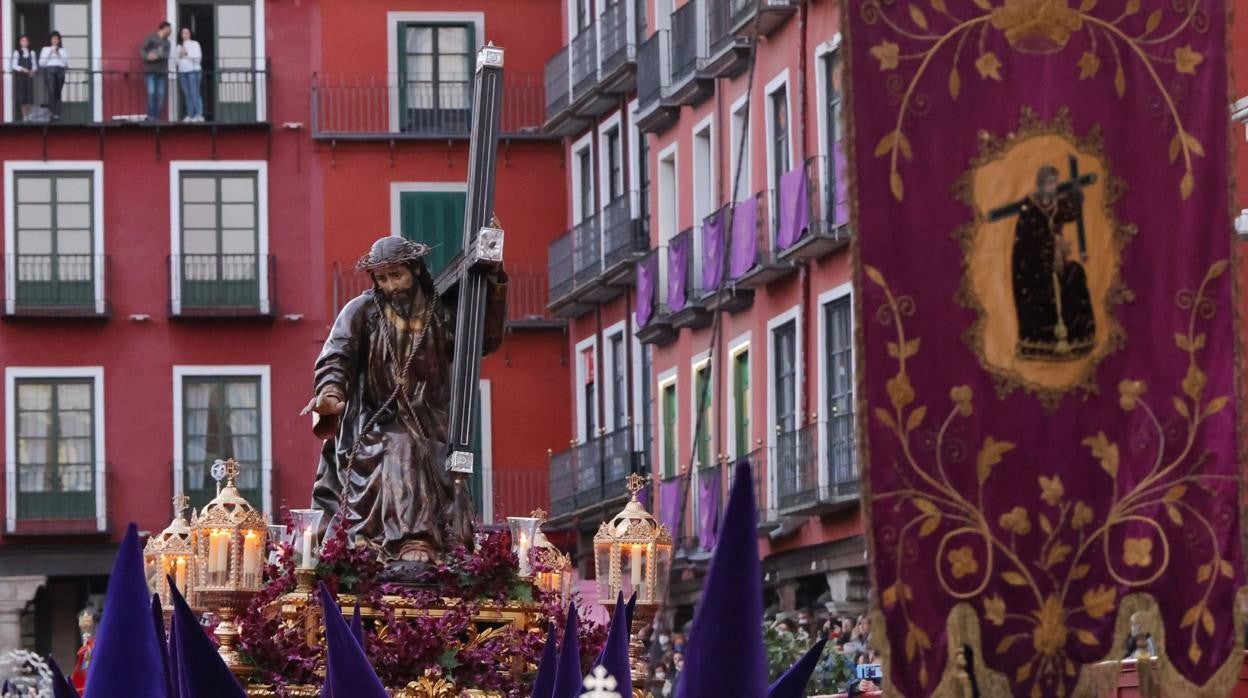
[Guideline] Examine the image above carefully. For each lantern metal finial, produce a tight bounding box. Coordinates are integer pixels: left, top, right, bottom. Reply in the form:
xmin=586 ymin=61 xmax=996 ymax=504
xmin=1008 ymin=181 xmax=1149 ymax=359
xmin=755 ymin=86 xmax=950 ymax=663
xmin=144 ymin=493 xmax=196 ymax=609
xmin=625 ymin=472 xmax=646 ymax=497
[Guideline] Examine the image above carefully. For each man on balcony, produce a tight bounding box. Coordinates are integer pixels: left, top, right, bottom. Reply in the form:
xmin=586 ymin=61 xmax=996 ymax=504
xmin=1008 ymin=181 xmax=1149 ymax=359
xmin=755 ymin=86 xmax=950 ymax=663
xmin=302 ymin=236 xmax=508 ymax=563
xmin=140 ymin=21 xmax=173 ymax=122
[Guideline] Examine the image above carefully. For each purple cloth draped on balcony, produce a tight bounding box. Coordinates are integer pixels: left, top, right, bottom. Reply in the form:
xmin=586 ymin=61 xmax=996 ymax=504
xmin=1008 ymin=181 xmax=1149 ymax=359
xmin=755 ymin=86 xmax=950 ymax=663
xmin=776 ymin=165 xmax=809 ymax=250
xmin=833 ymin=141 xmax=849 ymax=227
xmin=729 ymin=196 xmax=759 ymax=279
xmin=666 ymin=235 xmax=689 ymax=312
xmin=638 ymin=481 xmax=652 ymax=511
xmin=697 ymin=466 xmax=721 ymax=550
xmin=701 ymin=209 xmax=727 ymax=291
xmin=635 ymin=255 xmax=656 ymax=327
xmin=659 ymin=478 xmax=682 ymax=536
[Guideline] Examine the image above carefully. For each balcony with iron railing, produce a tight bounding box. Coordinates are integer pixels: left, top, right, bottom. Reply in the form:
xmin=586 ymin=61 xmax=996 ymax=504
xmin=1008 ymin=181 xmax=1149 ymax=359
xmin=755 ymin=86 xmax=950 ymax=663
xmin=543 ymin=46 xmax=576 ymax=133
xmin=2 ymin=58 xmax=269 ymax=128
xmin=730 ymin=0 xmax=797 ymax=39
xmin=773 ymin=415 xmax=860 ymax=515
xmin=730 ymin=190 xmax=797 ymax=288
xmin=636 ymin=30 xmax=678 ymax=133
xmin=168 ymin=253 xmax=274 ymax=319
xmin=635 ymin=246 xmax=677 ymax=346
xmin=8 ymin=461 xmax=107 ymax=535
xmin=599 ymin=0 xmax=639 ymax=93
xmin=571 ymin=24 xmax=599 ymax=104
xmin=704 ymin=0 xmax=751 ymax=77
xmin=826 ymin=408 xmax=859 ymax=500
xmin=547 ymin=426 xmax=646 ymax=521
xmin=491 ymin=466 xmax=549 ymax=521
xmin=547 ymin=207 xmax=645 ymax=315
xmin=1 ymin=253 xmax=109 ymax=319
xmin=668 ymin=227 xmax=711 ymax=330
xmin=774 ymin=422 xmax=819 ymax=513
xmin=312 ymin=71 xmax=548 ymax=140
xmin=776 ymin=155 xmax=852 ymax=262
xmin=601 ymin=192 xmax=648 ymax=283
xmin=668 ymin=0 xmax=714 ymax=106
xmin=743 ymin=445 xmax=776 ymax=529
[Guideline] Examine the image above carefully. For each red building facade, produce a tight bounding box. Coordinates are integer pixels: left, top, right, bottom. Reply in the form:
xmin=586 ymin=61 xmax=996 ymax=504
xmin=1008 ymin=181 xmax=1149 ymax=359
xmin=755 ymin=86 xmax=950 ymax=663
xmin=0 ymin=0 xmax=571 ymax=668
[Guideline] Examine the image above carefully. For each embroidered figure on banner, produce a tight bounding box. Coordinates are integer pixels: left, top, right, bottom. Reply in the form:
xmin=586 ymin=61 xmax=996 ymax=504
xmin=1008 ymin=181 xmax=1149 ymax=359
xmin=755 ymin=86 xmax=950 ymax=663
xmin=957 ymin=110 xmax=1134 ymax=404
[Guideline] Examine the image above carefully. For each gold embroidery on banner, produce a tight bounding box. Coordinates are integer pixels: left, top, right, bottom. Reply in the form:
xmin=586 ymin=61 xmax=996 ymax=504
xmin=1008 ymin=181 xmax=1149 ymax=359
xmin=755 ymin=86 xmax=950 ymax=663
xmin=864 ymin=261 xmax=1240 ymax=696
xmin=955 ymin=109 xmax=1134 ymax=406
xmin=860 ymin=0 xmax=1207 ymax=201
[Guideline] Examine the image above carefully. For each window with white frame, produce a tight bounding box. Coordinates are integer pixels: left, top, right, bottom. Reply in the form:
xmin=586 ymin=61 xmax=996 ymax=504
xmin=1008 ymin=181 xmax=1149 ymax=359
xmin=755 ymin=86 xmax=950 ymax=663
xmin=398 ymin=22 xmax=474 ymax=133
xmin=731 ymin=344 xmax=750 ymax=458
xmin=823 ymin=295 xmax=855 ymax=491
xmin=660 ymin=379 xmax=677 ymax=479
xmin=605 ymin=125 xmax=623 ymax=203
xmin=609 ymin=332 xmax=628 ymax=431
xmin=574 ymin=142 xmax=595 ymax=223
xmin=820 ymin=44 xmax=844 ymax=226
xmin=693 ymin=360 xmax=712 ymax=469
xmin=174 ymin=366 xmax=270 ymax=513
xmin=693 ymin=119 xmax=714 ymax=224
xmin=769 ymin=83 xmax=791 ymax=194
xmin=176 ymin=170 xmax=261 ymax=310
xmin=11 ymin=375 xmax=98 ymax=522
xmin=657 ymin=145 xmax=677 ymax=243
xmin=5 ymin=167 xmax=100 ymax=313
xmin=730 ymin=98 xmax=751 ymax=201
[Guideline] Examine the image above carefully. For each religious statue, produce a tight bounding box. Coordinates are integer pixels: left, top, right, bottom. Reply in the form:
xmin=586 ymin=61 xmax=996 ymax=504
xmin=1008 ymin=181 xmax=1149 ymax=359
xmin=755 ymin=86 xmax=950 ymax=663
xmin=304 ymin=236 xmax=507 ymax=563
xmin=990 ymin=162 xmax=1096 ymax=360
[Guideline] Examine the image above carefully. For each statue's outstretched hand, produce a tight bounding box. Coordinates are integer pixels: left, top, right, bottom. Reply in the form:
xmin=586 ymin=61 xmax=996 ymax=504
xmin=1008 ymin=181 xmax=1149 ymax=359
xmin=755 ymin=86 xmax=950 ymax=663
xmin=301 ymin=391 xmax=345 ymax=417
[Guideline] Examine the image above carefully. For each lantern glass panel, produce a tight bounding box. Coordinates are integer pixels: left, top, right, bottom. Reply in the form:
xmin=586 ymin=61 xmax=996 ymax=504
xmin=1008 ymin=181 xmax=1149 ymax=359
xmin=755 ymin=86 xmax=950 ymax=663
xmin=289 ymin=509 xmax=323 ymax=570
xmin=507 ymin=516 xmax=540 ymax=577
xmin=594 ymin=539 xmax=615 ymax=601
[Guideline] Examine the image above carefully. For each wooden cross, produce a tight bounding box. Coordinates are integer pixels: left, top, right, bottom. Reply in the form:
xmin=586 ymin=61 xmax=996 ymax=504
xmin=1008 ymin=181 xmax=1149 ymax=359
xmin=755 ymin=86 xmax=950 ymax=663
xmin=441 ymin=44 xmax=506 ymax=485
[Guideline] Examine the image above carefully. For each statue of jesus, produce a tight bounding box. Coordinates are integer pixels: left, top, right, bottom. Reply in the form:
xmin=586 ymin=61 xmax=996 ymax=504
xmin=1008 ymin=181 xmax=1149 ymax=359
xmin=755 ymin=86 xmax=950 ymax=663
xmin=303 ymin=236 xmax=507 ymax=562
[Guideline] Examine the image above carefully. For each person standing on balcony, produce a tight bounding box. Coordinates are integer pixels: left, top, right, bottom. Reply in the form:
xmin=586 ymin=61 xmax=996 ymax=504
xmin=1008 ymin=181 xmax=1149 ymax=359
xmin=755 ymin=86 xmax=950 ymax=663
xmin=10 ymin=35 xmax=37 ymax=120
xmin=176 ymin=27 xmax=203 ymax=122
xmin=140 ymin=21 xmax=173 ymax=122
xmin=38 ymin=32 xmax=67 ymax=121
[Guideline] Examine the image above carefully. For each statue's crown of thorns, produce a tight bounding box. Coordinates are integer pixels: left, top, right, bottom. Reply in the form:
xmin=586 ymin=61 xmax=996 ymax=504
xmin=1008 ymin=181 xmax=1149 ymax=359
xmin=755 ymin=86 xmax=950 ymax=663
xmin=356 ymin=236 xmax=432 ymax=272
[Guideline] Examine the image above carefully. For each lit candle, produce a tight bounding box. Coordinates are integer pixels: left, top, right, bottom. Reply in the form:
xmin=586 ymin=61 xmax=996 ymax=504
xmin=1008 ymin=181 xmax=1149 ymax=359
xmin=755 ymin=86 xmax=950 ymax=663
xmin=174 ymin=557 xmax=187 ymax=594
xmin=518 ymin=531 xmax=532 ymax=576
xmin=216 ymin=531 xmax=230 ymax=579
xmin=300 ymin=527 xmax=315 ymax=569
xmin=630 ymin=545 xmax=643 ymax=588
xmin=242 ymin=531 xmax=261 ymax=586
xmin=207 ymin=532 xmax=221 ymax=575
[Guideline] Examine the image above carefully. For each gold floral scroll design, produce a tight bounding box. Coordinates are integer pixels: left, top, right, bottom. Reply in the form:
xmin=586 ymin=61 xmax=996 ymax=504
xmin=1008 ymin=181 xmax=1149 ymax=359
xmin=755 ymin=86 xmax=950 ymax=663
xmin=862 ymin=0 xmax=1208 ymax=201
xmin=865 ymin=260 xmax=1239 ymax=697
xmin=954 ymin=108 xmax=1136 ymax=407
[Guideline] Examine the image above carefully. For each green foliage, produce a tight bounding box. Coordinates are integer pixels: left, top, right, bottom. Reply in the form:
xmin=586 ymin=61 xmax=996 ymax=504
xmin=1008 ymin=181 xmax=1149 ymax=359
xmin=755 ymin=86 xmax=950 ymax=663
xmin=762 ymin=623 xmax=854 ymax=696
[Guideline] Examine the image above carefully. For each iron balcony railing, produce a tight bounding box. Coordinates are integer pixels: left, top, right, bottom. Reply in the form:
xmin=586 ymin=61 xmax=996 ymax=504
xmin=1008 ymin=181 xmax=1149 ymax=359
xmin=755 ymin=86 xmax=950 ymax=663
xmin=3 ymin=58 xmax=269 ymax=125
xmin=668 ymin=227 xmax=696 ymax=307
xmin=731 ymin=0 xmax=759 ymax=29
xmin=169 ymin=253 xmax=274 ymax=316
xmin=744 ymin=446 xmax=772 ymax=524
xmin=637 ymin=30 xmax=668 ymax=112
xmin=492 ymin=466 xmax=549 ymax=521
xmin=571 ymin=25 xmax=599 ymax=101
xmin=179 ymin=459 xmax=264 ymax=513
xmin=573 ymin=214 xmax=603 ymax=285
xmin=2 ymin=253 xmax=108 ymax=316
xmin=548 ymin=229 xmax=576 ymax=305
xmin=575 ymin=437 xmax=605 ymax=510
xmin=602 ymin=192 xmax=647 ymax=269
xmin=544 ymin=46 xmax=572 ymax=120
xmin=671 ymin=1 xmax=704 ymax=85
xmin=602 ymin=425 xmax=641 ymax=496
xmin=805 ymin=154 xmax=849 ymax=232
xmin=706 ymin=0 xmax=739 ymax=54
xmin=548 ymin=426 xmax=646 ymax=519
xmin=775 ymin=423 xmax=820 ymax=511
xmin=13 ymin=460 xmax=101 ymax=523
xmin=826 ymin=410 xmax=858 ymax=498
xmin=600 ymin=0 xmax=636 ymax=76
xmin=311 ymin=71 xmax=546 ymax=139
xmin=549 ymin=446 xmax=578 ymax=517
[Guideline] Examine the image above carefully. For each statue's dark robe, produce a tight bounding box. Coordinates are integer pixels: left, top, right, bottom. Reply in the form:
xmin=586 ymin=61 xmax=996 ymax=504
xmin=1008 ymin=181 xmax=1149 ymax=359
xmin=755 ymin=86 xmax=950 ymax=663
xmin=1010 ymin=193 xmax=1095 ymax=360
xmin=310 ymin=273 xmax=507 ymax=556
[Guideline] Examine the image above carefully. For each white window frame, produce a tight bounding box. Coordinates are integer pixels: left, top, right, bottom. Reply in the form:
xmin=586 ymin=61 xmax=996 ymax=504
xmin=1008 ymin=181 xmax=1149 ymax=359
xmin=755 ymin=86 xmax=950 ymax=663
xmin=479 ymin=378 xmax=494 ymax=524
xmin=385 ymin=11 xmax=485 ymax=133
xmin=691 ymin=112 xmax=715 ymax=289
xmin=689 ymin=351 xmax=711 ymax=469
xmin=5 ymin=366 xmax=106 ymax=533
xmin=766 ymin=304 xmax=802 ymax=510
xmin=172 ymin=365 xmax=273 ymax=514
xmin=814 ymin=35 xmax=843 ymax=222
xmin=632 ymin=333 xmax=646 ymax=452
xmin=3 ymin=160 xmax=106 ymax=315
xmin=2 ymin=0 xmax=103 ymax=123
xmin=388 ymin=181 xmax=468 ymax=237
xmin=816 ymin=282 xmax=852 ymax=494
xmin=656 ymin=367 xmax=678 ymax=479
xmin=729 ymin=92 xmax=752 ymax=203
xmin=627 ymin=98 xmax=646 ymax=223
xmin=575 ymin=334 xmax=600 ymax=442
xmin=168 ymin=160 xmax=270 ymax=315
xmin=725 ymin=331 xmax=751 ymax=461
xmin=598 ymin=110 xmax=625 ymax=211
xmin=166 ymin=0 xmax=268 ymax=122
xmin=571 ymin=130 xmax=596 ymax=224
xmin=763 ymin=68 xmax=793 ymax=242
xmin=602 ymin=319 xmax=628 ymax=432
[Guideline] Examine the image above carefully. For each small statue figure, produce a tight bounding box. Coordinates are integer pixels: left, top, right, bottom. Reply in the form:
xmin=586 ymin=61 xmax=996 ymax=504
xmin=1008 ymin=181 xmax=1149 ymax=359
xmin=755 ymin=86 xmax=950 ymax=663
xmin=71 ymin=609 xmax=94 ymax=693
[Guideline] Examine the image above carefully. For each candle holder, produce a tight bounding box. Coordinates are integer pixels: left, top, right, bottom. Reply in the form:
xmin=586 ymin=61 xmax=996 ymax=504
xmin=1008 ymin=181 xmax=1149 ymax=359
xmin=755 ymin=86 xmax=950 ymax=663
xmin=593 ymin=473 xmax=672 ymax=691
xmin=289 ymin=509 xmax=324 ymax=592
xmin=529 ymin=509 xmax=572 ymax=601
xmin=144 ymin=494 xmax=196 ymax=609
xmin=189 ymin=459 xmax=267 ymax=678
xmin=506 ymin=514 xmax=541 ymax=577
xmin=266 ymin=524 xmax=288 ymax=566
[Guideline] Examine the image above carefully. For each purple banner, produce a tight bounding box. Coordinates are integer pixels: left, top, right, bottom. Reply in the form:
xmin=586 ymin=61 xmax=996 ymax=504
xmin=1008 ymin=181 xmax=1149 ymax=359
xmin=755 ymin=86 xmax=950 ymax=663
xmin=776 ymin=165 xmax=809 ymax=250
xmin=729 ymin=197 xmax=759 ymax=280
xmin=638 ymin=481 xmax=652 ymax=512
xmin=635 ymin=254 xmax=656 ymax=327
xmin=697 ymin=467 xmax=721 ymax=551
xmin=659 ymin=478 xmax=682 ymax=537
xmin=701 ymin=209 xmax=726 ymax=292
xmin=833 ymin=141 xmax=849 ymax=228
xmin=666 ymin=234 xmax=689 ymax=312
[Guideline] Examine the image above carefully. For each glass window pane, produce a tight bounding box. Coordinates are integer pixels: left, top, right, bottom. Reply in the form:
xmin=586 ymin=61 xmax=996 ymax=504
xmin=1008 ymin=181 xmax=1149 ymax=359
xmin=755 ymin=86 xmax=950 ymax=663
xmin=182 ymin=230 xmax=217 ymax=255
xmin=183 ymin=203 xmax=217 ymax=229
xmin=18 ymin=204 xmax=51 ymax=229
xmin=216 ymin=39 xmax=252 ymax=68
xmin=57 ymin=203 xmax=91 ymax=229
xmin=220 ymin=203 xmax=254 ymax=228
xmin=56 ymin=228 xmax=91 ymax=255
xmin=18 ymin=412 xmax=51 ymax=438
xmin=18 ymin=439 xmax=48 ymax=465
xmin=52 ymin=4 xmax=88 ymax=35
xmin=408 ymin=55 xmax=434 ymax=81
xmin=58 ymin=437 xmax=91 ymax=464
xmin=220 ymin=228 xmax=255 ymax=254
xmin=57 ymin=383 xmax=90 ymax=409
xmin=182 ymin=177 xmax=216 ymax=203
xmin=17 ymin=230 xmax=52 ymax=254
xmin=17 ymin=177 xmax=51 ymax=203
xmin=217 ymin=5 xmax=253 ymax=37
xmin=220 ymin=177 xmax=255 ymax=202
xmin=439 ymin=26 xmax=469 ymax=53
xmin=17 ymin=384 xmax=52 ymax=411
xmin=226 ymin=382 xmax=258 ymax=408
xmin=406 ymin=26 xmax=433 ymax=54
xmin=439 ymin=55 xmax=470 ymax=82
xmin=59 ymin=411 xmax=91 ymax=438
xmin=57 ymin=177 xmax=90 ymax=202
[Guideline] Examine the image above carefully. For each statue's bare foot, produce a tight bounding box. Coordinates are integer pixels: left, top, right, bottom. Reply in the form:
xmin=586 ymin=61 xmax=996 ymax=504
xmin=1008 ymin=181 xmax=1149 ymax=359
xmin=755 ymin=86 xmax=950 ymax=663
xmin=397 ymin=541 xmax=434 ymax=563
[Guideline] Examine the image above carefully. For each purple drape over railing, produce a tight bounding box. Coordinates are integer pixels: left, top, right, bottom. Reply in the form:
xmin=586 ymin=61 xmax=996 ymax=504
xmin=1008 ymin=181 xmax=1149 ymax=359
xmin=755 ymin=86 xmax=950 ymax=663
xmin=776 ymin=165 xmax=809 ymax=250
xmin=659 ymin=478 xmax=682 ymax=536
xmin=729 ymin=197 xmax=759 ymax=279
xmin=833 ymin=140 xmax=849 ymax=227
xmin=666 ymin=235 xmax=690 ymax=312
xmin=701 ymin=209 xmax=727 ymax=292
xmin=638 ymin=482 xmax=652 ymax=512
xmin=635 ymin=254 xmax=656 ymax=327
xmin=697 ymin=466 xmax=721 ymax=550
